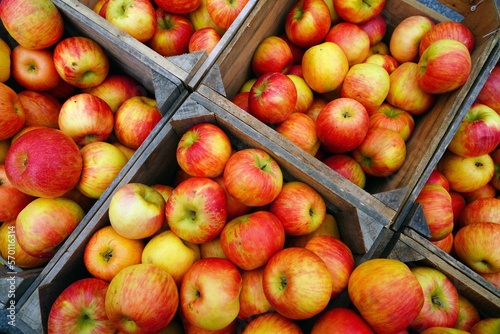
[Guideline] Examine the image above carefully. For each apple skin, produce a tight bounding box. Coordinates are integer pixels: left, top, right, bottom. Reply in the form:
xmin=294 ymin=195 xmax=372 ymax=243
xmin=166 ymin=177 xmax=227 ymax=244
xmin=109 ymin=182 xmax=165 ymax=240
xmin=476 ymin=64 xmax=500 ymax=114
xmin=154 ymin=0 xmax=201 ymax=14
xmin=322 ymin=154 xmax=366 ymax=189
xmin=48 ymin=278 xmax=115 ymax=334
xmin=276 ymin=112 xmax=320 ymax=156
xmin=83 ymin=225 xmax=145 ymax=282
xmin=5 ymin=127 xmax=83 ymax=198
xmin=305 ymin=235 xmax=355 ymax=299
xmin=213 ymin=174 xmax=251 ymax=221
xmin=348 ymin=258 xmax=425 ymax=334
xmin=332 ymin=0 xmax=385 ymax=24
xmin=0 ymin=0 xmax=64 ymax=50
xmin=284 ymin=0 xmax=331 ymax=48
xmin=142 ymin=230 xmax=201 ymax=285
xmin=409 ymin=266 xmax=459 ymax=332
xmin=220 ymin=210 xmax=285 ymax=271
xmin=480 ymin=272 xmax=500 ymax=289
xmin=237 ymin=267 xmax=272 ymax=321
xmin=180 ymin=257 xmax=242 ymax=331
xmin=368 ymin=41 xmax=390 ymax=56
xmin=286 ymin=213 xmax=341 ymax=247
xmin=176 ymin=122 xmax=232 ymax=179
xmin=420 ymin=327 xmax=469 ymax=334
xmin=369 ymin=102 xmax=415 ymax=141
xmin=200 ymin=235 xmax=227 ymax=259
xmin=431 ymin=232 xmax=454 ymax=254
xmin=0 ymin=165 xmax=35 ymax=222
xmin=389 ymin=15 xmax=435 ymax=63
xmin=0 ymin=140 xmax=9 ymax=164
xmin=302 ymin=41 xmax=349 ymax=94
xmin=450 ymin=191 xmax=466 ymax=226
xmin=470 ymin=318 xmax=500 ymax=334
xmin=0 ymin=37 xmax=10 ymax=83
xmin=458 ymin=197 xmax=500 ymax=229
xmin=10 ymin=45 xmax=60 ymax=91
xmin=490 ymin=148 xmax=500 ymax=190
xmin=359 ymin=13 xmax=387 ymax=46
xmin=148 ymin=9 xmax=194 ymax=57
xmin=352 ymin=127 xmax=407 ymax=178
xmin=206 ymin=0 xmax=249 ymax=30
xmin=288 ymin=74 xmax=313 ymax=113
xmin=0 ymin=82 xmax=25 ymax=141
xmin=415 ymin=184 xmax=454 ymax=241
xmin=53 ymin=36 xmax=110 ymax=89
xmin=454 ymin=295 xmax=480 ymax=331
xmin=243 ymin=313 xmax=302 ymax=333
xmin=269 ymin=181 xmax=326 ymax=236
xmin=418 ymin=39 xmax=472 ymax=94
xmin=325 ymin=22 xmax=371 ymax=66
xmin=454 ymin=222 xmax=500 ymax=274
xmin=231 ymin=91 xmax=250 ymax=112
xmin=461 ymin=183 xmax=497 ymax=203
xmin=419 ymin=21 xmax=475 ymax=56
xmin=263 ymin=247 xmax=333 ymax=320
xmin=251 ymin=36 xmax=293 ymax=77
xmin=248 ymin=72 xmax=297 ymax=124
xmin=18 ymin=90 xmax=61 ymax=129
xmin=447 ymin=103 xmax=500 ymax=158
xmin=426 ymin=169 xmax=450 ymax=191
xmin=105 ymin=263 xmax=179 ymax=333
xmin=105 ymin=0 xmax=156 ymax=43
xmin=16 ymin=197 xmax=84 ymax=258
xmin=316 ymin=97 xmax=370 ymax=154
xmin=223 ymin=148 xmax=283 ymax=207
xmin=311 ymin=307 xmax=374 ymax=334
xmin=437 ymin=150 xmax=495 ymax=193
xmin=183 ymin=319 xmax=238 ymax=334
xmin=363 ymin=53 xmax=400 ymax=74
xmin=77 ymin=141 xmax=129 ymax=199
xmin=189 ymin=27 xmax=221 ymax=55
xmin=188 ymin=0 xmax=226 ymax=36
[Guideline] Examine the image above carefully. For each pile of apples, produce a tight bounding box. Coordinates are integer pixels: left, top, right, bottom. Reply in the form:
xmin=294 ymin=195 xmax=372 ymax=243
xmin=91 ymin=0 xmax=249 ymax=56
xmin=46 ymin=122 xmax=500 ymax=333
xmin=0 ymin=0 xmax=162 ymax=267
xmin=415 ymin=62 xmax=500 ymax=289
xmin=231 ymin=0 xmax=476 ymax=190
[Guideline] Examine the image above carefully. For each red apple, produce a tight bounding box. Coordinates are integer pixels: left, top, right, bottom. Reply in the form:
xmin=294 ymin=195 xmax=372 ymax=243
xmin=454 ymin=295 xmax=481 ymax=332
xmin=276 ymin=112 xmax=320 ymax=156
xmin=359 ymin=13 xmax=387 ymax=46
xmin=490 ymin=148 xmax=500 ymax=190
xmin=284 ymin=0 xmax=331 ymax=48
xmin=148 ymin=9 xmax=194 ymax=57
xmin=306 ymin=95 xmax=329 ymax=121
xmin=10 ymin=45 xmax=60 ymax=91
xmin=458 ymin=197 xmax=500 ymax=228
xmin=389 ymin=15 xmax=435 ymax=63
xmin=5 ymin=127 xmax=82 ymax=198
xmin=243 ymin=313 xmax=302 ymax=333
xmin=154 ymin=0 xmax=201 ymax=14
xmin=188 ymin=0 xmax=225 ymax=35
xmin=461 ymin=183 xmax=497 ymax=203
xmin=206 ymin=0 xmax=249 ymax=31
xmin=419 ymin=21 xmax=475 ymax=55
xmin=363 ymin=53 xmax=400 ymax=74
xmin=311 ymin=307 xmax=374 ymax=334
xmin=450 ymin=191 xmax=467 ymax=226
xmin=431 ymin=232 xmax=454 ymax=254
xmin=18 ymin=90 xmax=61 ymax=128
xmin=0 ymin=82 xmax=25 ymax=141
xmin=0 ymin=165 xmax=35 ymax=222
xmin=213 ymin=174 xmax=251 ymax=221
xmin=425 ymin=169 xmax=450 ymax=191
xmin=105 ymin=0 xmax=156 ymax=43
xmin=251 ymin=36 xmax=293 ymax=77
xmin=189 ymin=27 xmax=221 ymax=55
xmin=237 ymin=267 xmax=272 ymax=321
xmin=415 ymin=183 xmax=454 ymax=241
xmin=480 ymin=272 xmax=500 ymax=289
xmin=280 ymin=34 xmax=306 ymax=65
xmin=476 ymin=64 xmax=500 ymax=113
xmin=325 ymin=22 xmax=371 ymax=66
xmin=332 ymin=0 xmax=386 ymax=24
xmin=369 ymin=102 xmax=415 ymax=141
xmin=231 ymin=91 xmax=249 ymax=112
xmin=322 ymin=154 xmax=366 ymax=189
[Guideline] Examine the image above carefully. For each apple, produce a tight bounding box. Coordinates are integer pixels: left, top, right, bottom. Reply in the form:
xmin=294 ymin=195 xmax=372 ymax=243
xmin=237 ymin=267 xmax=272 ymax=321
xmin=16 ymin=197 xmax=84 ymax=258
xmin=419 ymin=21 xmax=475 ymax=56
xmin=348 ymin=258 xmax=425 ymax=334
xmin=0 ymin=140 xmax=9 ymax=164
xmin=189 ymin=27 xmax=221 ymax=55
xmin=491 ymin=148 xmax=500 ymax=190
xmin=369 ymin=102 xmax=415 ymax=141
xmin=223 ymin=148 xmax=283 ymax=207
xmin=470 ymin=318 xmax=500 ymax=334
xmin=154 ymin=0 xmax=201 ymax=13
xmin=280 ymin=34 xmax=306 ymax=65
xmin=10 ymin=45 xmax=60 ymax=91
xmin=286 ymin=213 xmax=341 ymax=247
xmin=352 ymin=127 xmax=407 ymax=177
xmin=46 ymin=78 xmax=78 ymax=101
xmin=0 ymin=82 xmax=25 ymax=141
xmin=251 ymin=36 xmax=293 ymax=77
xmin=93 ymin=0 xmax=108 ymax=16
xmin=425 ymin=169 xmax=450 ymax=191
xmin=0 ymin=0 xmax=64 ymax=50
xmin=359 ymin=13 xmax=387 ymax=46
xmin=447 ymin=103 xmax=500 ymax=158
xmin=199 ymin=235 xmax=227 ymax=259
xmin=81 ymin=74 xmax=146 ymax=113
xmin=48 ymin=278 xmax=115 ymax=333
xmin=114 ymin=96 xmax=162 ymax=150
xmin=461 ymin=183 xmax=497 ymax=203
xmin=340 ymin=62 xmax=391 ymax=113
xmin=480 ymin=272 xmax=500 ymax=289
xmin=316 ymin=97 xmax=370 ymax=154
xmin=176 ymin=122 xmax=232 ymax=178
xmin=142 ymin=230 xmax=200 ymax=285
xmin=58 ymin=93 xmax=115 ymax=147
xmin=0 ymin=37 xmax=11 ymax=83
xmin=188 ymin=0 xmax=226 ymax=36
xmin=386 ymin=62 xmax=437 ymax=115
xmin=183 ymin=319 xmax=238 ymax=334
xmin=420 ymin=327 xmax=469 ymax=334
xmin=284 ymin=0 xmax=331 ymax=48
xmin=458 ymin=197 xmax=500 ymax=228
xmin=415 ymin=183 xmax=454 ymax=241
xmin=302 ymin=41 xmax=349 ymax=94
xmin=105 ymin=263 xmax=179 ymax=333
xmin=363 ymin=53 xmax=400 ymax=74
xmin=322 ymin=154 xmax=366 ymax=188
xmin=5 ymin=127 xmax=82 ymax=198
xmin=418 ymin=39 xmax=472 ymax=94
xmin=454 ymin=295 xmax=480 ymax=331
xmin=243 ymin=313 xmax=302 ymax=333
xmin=437 ymin=150 xmax=495 ymax=193
xmin=476 ymin=64 xmax=500 ymax=113
xmin=213 ymin=174 xmax=251 ymax=221
xmin=0 ymin=165 xmax=35 ymax=222
xmin=450 ymin=191 xmax=467 ymax=226
xmin=306 ymin=95 xmax=329 ymax=121
xmin=180 ymin=257 xmax=242 ymax=331
xmin=231 ymin=91 xmax=250 ymax=112
xmin=311 ymin=307 xmax=374 ymax=334
xmin=263 ymin=247 xmax=332 ymax=320
xmin=105 ymin=0 xmax=156 ymax=43
xmin=111 ymin=141 xmax=136 ymax=160
xmin=454 ymin=222 xmax=500 ymax=274
xmin=53 ymin=36 xmax=110 ymax=89
xmin=325 ymin=22 xmax=371 ymax=66
xmin=166 ymin=177 xmax=227 ymax=244
xmin=206 ymin=0 xmax=249 ymax=30
xmin=288 ymin=74 xmax=313 ymax=113
xmin=148 ymin=9 xmax=194 ymax=57
xmin=332 ymin=0 xmax=385 ymax=24
xmin=18 ymin=90 xmax=61 ymax=129
xmin=431 ymin=232 xmax=454 ymax=254
xmin=389 ymin=15 xmax=435 ymax=63
xmin=77 ymin=141 xmax=129 ymax=199
xmin=367 ymin=41 xmax=390 ymax=56
xmin=305 ymin=235 xmax=355 ymax=298
xmin=276 ymin=112 xmax=320 ymax=156
xmin=83 ymin=225 xmax=145 ymax=282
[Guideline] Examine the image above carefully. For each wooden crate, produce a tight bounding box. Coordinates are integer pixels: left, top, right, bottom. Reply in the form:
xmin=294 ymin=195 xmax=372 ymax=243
xmin=55 ymin=0 xmax=259 ymax=90
xmin=201 ymin=0 xmax=500 ymax=232
xmin=15 ymin=89 xmax=392 ymax=333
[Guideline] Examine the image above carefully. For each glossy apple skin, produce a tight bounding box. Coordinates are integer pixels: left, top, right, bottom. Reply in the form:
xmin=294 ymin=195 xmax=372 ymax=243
xmin=470 ymin=317 xmax=500 ymax=334
xmin=0 ymin=0 xmax=64 ymax=50
xmin=332 ymin=0 xmax=385 ymax=24
xmin=359 ymin=13 xmax=387 ymax=46
xmin=363 ymin=53 xmax=399 ymax=74
xmin=105 ymin=263 xmax=179 ymax=333
xmin=237 ymin=267 xmax=272 ymax=321
xmin=276 ymin=112 xmax=320 ymax=156
xmin=348 ymin=258 xmax=425 ymax=334
xmin=5 ymin=127 xmax=83 ymax=198
xmin=369 ymin=102 xmax=415 ymax=141
xmin=188 ymin=0 xmax=226 ymax=36
xmin=477 ymin=65 xmax=500 ymax=113
xmin=288 ymin=74 xmax=313 ymax=113
xmin=322 ymin=154 xmax=366 ymax=189
xmin=243 ymin=313 xmax=302 ymax=333
xmin=0 ymin=165 xmax=35 ymax=222
xmin=154 ymin=0 xmax=201 ymax=14
xmin=454 ymin=295 xmax=481 ymax=331
xmin=105 ymin=0 xmax=156 ymax=42
xmin=251 ymin=36 xmax=293 ymax=77
xmin=415 ymin=184 xmax=454 ymax=241
xmin=0 ymin=82 xmax=25 ymax=141
xmin=11 ymin=45 xmax=60 ymax=91
xmin=148 ymin=9 xmax=194 ymax=57
xmin=284 ymin=0 xmax=331 ymax=48
xmin=426 ymin=169 xmax=450 ymax=191
xmin=431 ymin=232 xmax=454 ymax=254
xmin=311 ymin=307 xmax=374 ymax=334
xmin=189 ymin=27 xmax=221 ymax=55
xmin=213 ymin=174 xmax=251 ymax=221
xmin=389 ymin=15 xmax=435 ymax=63
xmin=458 ymin=197 xmax=500 ymax=228
xmin=325 ymin=22 xmax=371 ymax=66
xmin=419 ymin=21 xmax=475 ymax=55
xmin=18 ymin=90 xmax=61 ymax=129
xmin=206 ymin=0 xmax=248 ymax=30
xmin=48 ymin=278 xmax=115 ymax=334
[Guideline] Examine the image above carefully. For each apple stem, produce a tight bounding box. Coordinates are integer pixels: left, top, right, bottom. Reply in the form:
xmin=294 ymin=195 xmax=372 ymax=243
xmin=431 ymin=295 xmax=445 ymax=308
xmin=280 ymin=275 xmax=288 ymax=290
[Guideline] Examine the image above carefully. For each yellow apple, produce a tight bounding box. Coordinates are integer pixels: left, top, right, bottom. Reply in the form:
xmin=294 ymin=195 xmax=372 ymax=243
xmin=0 ymin=37 xmax=11 ymax=82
